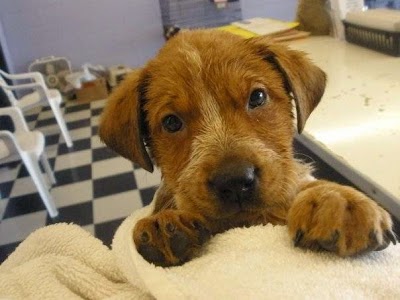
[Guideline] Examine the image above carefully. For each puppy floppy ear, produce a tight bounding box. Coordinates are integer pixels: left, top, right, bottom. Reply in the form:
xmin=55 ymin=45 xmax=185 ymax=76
xmin=99 ymin=69 xmax=154 ymax=172
xmin=246 ymin=36 xmax=327 ymax=133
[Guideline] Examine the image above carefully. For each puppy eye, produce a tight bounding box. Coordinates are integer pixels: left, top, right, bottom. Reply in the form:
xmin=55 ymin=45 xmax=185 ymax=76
xmin=248 ymin=89 xmax=268 ymax=109
xmin=162 ymin=114 xmax=183 ymax=133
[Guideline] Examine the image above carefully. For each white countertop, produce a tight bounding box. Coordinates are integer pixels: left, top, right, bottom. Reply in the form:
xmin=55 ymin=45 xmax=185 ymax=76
xmin=288 ymin=37 xmax=400 ymax=212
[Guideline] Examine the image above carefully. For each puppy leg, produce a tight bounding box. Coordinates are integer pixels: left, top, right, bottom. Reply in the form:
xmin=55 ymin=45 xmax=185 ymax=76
xmin=133 ymin=210 xmax=211 ymax=267
xmin=287 ymin=181 xmax=398 ymax=256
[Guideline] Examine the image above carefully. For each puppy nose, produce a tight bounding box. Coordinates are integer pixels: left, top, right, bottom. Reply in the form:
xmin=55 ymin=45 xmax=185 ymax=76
xmin=209 ymin=161 xmax=258 ymax=203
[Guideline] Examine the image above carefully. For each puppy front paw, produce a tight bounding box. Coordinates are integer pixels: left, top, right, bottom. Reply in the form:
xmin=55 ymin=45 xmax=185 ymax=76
xmin=287 ymin=181 xmax=398 ymax=256
xmin=133 ymin=210 xmax=211 ymax=267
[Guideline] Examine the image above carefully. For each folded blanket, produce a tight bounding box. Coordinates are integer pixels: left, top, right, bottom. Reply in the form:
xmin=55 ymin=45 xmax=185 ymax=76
xmin=1 ymin=202 xmax=399 ymax=299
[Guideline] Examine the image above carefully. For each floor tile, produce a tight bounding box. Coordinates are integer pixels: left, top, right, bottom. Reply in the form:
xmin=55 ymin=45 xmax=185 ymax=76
xmin=65 ymin=110 xmax=91 ymax=123
xmin=69 ymin=127 xmax=92 ymax=141
xmin=36 ymin=109 xmax=55 ymax=121
xmin=82 ymin=224 xmax=95 ymax=236
xmin=92 ymin=156 xmax=134 ymax=179
xmin=24 ymin=106 xmax=42 ymax=116
xmin=25 ymin=113 xmax=40 ymax=123
xmin=27 ymin=121 xmax=36 ymax=130
xmin=54 ymin=165 xmax=92 ymax=186
xmin=67 ymin=118 xmax=91 ymax=130
xmin=93 ymin=190 xmax=142 ymax=223
xmin=0 ymin=181 xmax=14 ymax=199
xmin=139 ymin=187 xmax=158 ymax=206
xmin=92 ymin=146 xmax=118 ymax=162
xmin=91 ymin=135 xmax=106 ymax=150
xmin=0 ymin=211 xmax=47 ymax=245
xmin=45 ymin=133 xmax=60 ymax=146
xmin=0 ymin=165 xmax=20 ymax=183
xmin=91 ymin=107 xmax=103 ymax=117
xmin=93 ymin=172 xmax=136 ymax=198
xmin=58 ymin=138 xmax=91 ymax=155
xmin=35 ymin=117 xmax=58 ymax=128
xmin=0 ymin=241 xmax=21 ymax=263
xmin=9 ymin=176 xmax=37 ymax=198
xmin=90 ymin=99 xmax=107 ymax=109
xmin=94 ymin=218 xmax=125 ymax=247
xmin=58 ymin=132 xmax=73 ymax=145
xmin=3 ymin=193 xmax=46 ymax=219
xmin=54 ymin=149 xmax=92 ymax=171
xmin=16 ymin=164 xmax=29 ymax=179
xmin=91 ymin=126 xmax=99 ymax=136
xmin=91 ymin=115 xmax=100 ymax=126
xmin=45 ymin=144 xmax=60 ymax=159
xmin=65 ymin=103 xmax=90 ymax=114
xmin=48 ymin=157 xmax=56 ymax=169
xmin=134 ymin=168 xmax=162 ymax=189
xmin=34 ymin=124 xmax=60 ymax=136
xmin=46 ymin=201 xmax=93 ymax=226
xmin=41 ymin=105 xmax=52 ymax=112
xmin=0 ymin=199 xmax=9 ymax=220
xmin=51 ymin=180 xmax=93 ymax=208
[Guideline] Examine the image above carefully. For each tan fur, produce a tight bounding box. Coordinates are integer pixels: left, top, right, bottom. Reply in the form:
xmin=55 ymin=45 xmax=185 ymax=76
xmin=100 ymin=30 xmax=396 ymax=267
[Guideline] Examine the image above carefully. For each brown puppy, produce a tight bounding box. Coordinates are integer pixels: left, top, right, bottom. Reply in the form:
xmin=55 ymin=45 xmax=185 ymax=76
xmin=100 ymin=30 xmax=397 ymax=267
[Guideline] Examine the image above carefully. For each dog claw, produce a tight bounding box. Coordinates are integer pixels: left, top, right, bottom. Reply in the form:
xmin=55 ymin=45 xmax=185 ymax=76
xmin=385 ymin=230 xmax=397 ymax=245
xmin=294 ymin=230 xmax=304 ymax=247
xmin=369 ymin=230 xmax=393 ymax=252
xmin=375 ymin=243 xmax=390 ymax=251
xmin=140 ymin=231 xmax=150 ymax=243
xmin=191 ymin=220 xmax=211 ymax=244
xmin=319 ymin=230 xmax=339 ymax=252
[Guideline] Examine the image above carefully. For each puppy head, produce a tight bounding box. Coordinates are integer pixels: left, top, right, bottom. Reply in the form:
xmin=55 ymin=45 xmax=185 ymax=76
xmin=100 ymin=30 xmax=326 ymax=222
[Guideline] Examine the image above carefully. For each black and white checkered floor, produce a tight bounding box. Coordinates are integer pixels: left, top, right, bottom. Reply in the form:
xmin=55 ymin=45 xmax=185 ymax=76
xmin=0 ymin=98 xmax=161 ymax=262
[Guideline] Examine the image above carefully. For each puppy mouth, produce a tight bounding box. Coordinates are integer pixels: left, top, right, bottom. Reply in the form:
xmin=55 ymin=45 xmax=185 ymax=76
xmin=213 ymin=192 xmax=264 ymax=217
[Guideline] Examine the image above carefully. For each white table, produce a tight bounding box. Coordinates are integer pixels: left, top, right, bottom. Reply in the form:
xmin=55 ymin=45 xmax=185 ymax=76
xmin=288 ymin=37 xmax=400 ymax=219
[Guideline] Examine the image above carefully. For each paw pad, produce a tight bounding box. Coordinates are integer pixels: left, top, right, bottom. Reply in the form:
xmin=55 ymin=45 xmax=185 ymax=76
xmin=318 ymin=230 xmax=339 ymax=252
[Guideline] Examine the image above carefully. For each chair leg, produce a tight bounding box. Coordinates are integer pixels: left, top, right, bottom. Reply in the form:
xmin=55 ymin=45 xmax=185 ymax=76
xmin=51 ymin=103 xmax=73 ymax=148
xmin=40 ymin=152 xmax=56 ymax=185
xmin=23 ymin=154 xmax=59 ymax=218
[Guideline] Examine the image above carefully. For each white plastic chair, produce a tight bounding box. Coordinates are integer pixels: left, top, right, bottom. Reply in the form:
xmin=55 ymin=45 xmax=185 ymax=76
xmin=0 ymin=69 xmax=73 ymax=148
xmin=0 ymin=106 xmax=59 ymax=218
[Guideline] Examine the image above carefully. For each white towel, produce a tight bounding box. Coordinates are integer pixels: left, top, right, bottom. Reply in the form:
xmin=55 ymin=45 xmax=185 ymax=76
xmin=0 ymin=223 xmax=148 ymax=299
xmin=114 ymin=204 xmax=400 ymax=299
xmin=1 ymin=202 xmax=399 ymax=299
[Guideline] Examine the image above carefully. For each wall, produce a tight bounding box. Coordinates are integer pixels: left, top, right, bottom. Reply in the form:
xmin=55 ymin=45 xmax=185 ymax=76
xmin=0 ymin=0 xmax=165 ymax=73
xmin=241 ymin=0 xmax=298 ymax=21
xmin=365 ymin=0 xmax=400 ymax=8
